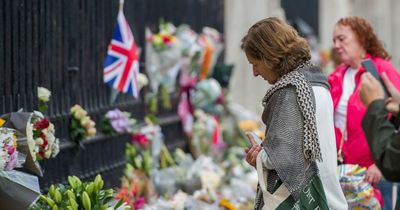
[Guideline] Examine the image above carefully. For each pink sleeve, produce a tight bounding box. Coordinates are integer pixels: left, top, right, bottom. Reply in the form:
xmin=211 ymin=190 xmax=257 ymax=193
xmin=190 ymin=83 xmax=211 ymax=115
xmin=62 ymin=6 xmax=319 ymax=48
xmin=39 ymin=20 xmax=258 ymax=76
xmin=377 ymin=59 xmax=400 ymax=91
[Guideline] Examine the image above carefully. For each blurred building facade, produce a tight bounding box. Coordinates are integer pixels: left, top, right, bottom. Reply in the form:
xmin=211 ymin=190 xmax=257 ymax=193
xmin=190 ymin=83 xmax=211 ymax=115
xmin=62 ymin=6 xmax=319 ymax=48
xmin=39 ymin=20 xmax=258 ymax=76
xmin=224 ymin=0 xmax=284 ymax=115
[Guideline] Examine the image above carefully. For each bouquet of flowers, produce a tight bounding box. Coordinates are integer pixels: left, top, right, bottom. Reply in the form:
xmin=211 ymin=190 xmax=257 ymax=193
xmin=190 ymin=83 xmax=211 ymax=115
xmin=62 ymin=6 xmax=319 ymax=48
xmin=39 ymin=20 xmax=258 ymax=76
xmin=191 ymin=109 xmax=224 ymax=157
xmin=115 ymin=165 xmax=155 ymax=209
xmin=148 ymin=22 xmax=177 ymax=52
xmin=102 ymin=109 xmax=137 ymax=136
xmin=0 ymin=127 xmax=23 ymax=171
xmin=26 ymin=111 xmax=60 ymax=161
xmin=145 ymin=21 xmax=182 ymax=93
xmin=197 ymin=27 xmax=223 ymax=80
xmin=69 ymin=104 xmax=96 ymax=143
xmin=30 ymin=175 xmax=129 ymax=210
xmin=190 ymin=78 xmax=223 ymax=114
xmin=125 ymin=143 xmax=152 ymax=175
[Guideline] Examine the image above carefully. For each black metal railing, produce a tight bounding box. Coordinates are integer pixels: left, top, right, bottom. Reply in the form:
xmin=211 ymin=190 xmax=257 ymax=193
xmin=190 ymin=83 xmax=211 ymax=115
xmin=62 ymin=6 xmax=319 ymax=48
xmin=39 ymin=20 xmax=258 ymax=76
xmin=0 ymin=0 xmax=224 ymax=190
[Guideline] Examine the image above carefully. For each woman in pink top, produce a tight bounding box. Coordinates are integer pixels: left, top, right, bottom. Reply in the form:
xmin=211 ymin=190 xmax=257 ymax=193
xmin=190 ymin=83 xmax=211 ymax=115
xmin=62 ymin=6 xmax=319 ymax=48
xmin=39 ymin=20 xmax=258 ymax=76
xmin=328 ymin=16 xmax=400 ymax=207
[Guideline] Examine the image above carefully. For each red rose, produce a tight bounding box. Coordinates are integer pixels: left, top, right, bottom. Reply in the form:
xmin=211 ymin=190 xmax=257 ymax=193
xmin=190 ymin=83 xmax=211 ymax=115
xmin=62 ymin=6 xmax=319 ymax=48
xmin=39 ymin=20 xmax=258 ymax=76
xmin=33 ymin=118 xmax=50 ymax=130
xmin=38 ymin=150 xmax=45 ymax=158
xmin=40 ymin=133 xmax=48 ymax=147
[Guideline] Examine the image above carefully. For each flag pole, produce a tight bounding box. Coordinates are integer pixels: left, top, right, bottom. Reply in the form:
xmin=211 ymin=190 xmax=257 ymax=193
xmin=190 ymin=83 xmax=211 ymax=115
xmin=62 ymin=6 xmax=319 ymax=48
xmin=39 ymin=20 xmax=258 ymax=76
xmin=109 ymin=0 xmax=125 ymax=105
xmin=119 ymin=0 xmax=124 ymax=12
xmin=110 ymin=89 xmax=119 ymax=104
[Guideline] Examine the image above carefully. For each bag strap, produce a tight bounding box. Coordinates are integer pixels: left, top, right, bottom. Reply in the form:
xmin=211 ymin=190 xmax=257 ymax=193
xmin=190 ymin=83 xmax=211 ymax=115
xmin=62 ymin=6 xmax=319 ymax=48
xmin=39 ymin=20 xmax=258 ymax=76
xmin=256 ymin=152 xmax=291 ymax=209
xmin=337 ymin=128 xmax=346 ymax=164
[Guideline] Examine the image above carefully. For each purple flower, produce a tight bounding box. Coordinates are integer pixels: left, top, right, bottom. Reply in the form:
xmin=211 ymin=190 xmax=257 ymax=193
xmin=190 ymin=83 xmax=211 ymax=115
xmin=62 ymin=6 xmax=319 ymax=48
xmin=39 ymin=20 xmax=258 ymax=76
xmin=106 ymin=109 xmax=124 ymax=120
xmin=111 ymin=119 xmax=131 ymax=133
xmin=106 ymin=109 xmax=133 ymax=134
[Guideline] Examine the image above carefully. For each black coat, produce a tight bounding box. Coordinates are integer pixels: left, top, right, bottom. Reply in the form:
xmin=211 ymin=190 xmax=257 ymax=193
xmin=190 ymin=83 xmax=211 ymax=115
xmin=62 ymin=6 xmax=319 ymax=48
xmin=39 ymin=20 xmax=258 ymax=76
xmin=362 ymin=99 xmax=400 ymax=210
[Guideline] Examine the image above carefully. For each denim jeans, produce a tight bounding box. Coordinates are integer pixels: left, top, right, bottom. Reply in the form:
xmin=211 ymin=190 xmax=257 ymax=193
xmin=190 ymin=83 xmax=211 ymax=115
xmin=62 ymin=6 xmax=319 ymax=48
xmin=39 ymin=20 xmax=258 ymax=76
xmin=377 ymin=180 xmax=397 ymax=210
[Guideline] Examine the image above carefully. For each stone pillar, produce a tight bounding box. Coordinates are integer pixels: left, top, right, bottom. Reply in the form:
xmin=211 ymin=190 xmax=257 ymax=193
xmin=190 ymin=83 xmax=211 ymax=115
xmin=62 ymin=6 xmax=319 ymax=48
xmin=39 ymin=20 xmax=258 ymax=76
xmin=350 ymin=0 xmax=392 ymax=54
xmin=224 ymin=0 xmax=284 ymax=114
xmin=390 ymin=0 xmax=400 ymax=69
xmin=318 ymin=0 xmax=350 ymax=50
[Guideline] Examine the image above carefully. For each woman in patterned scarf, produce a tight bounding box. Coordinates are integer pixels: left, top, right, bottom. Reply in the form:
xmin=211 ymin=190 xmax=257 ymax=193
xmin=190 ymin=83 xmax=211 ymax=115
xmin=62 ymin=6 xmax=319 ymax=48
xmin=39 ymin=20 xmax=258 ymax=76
xmin=241 ymin=17 xmax=347 ymax=210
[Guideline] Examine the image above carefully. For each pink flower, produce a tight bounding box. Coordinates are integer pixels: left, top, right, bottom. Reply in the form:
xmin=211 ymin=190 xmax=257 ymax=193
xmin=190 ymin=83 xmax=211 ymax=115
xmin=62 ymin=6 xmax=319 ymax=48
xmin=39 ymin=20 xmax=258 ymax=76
xmin=131 ymin=133 xmax=149 ymax=147
xmin=134 ymin=197 xmax=145 ymax=210
xmin=5 ymin=151 xmax=18 ymax=170
xmin=7 ymin=145 xmax=15 ymax=155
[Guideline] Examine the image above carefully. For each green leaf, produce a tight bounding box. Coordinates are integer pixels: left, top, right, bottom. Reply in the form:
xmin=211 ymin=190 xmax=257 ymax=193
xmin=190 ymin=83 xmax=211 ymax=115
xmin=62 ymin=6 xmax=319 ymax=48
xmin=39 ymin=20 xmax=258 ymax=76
xmin=114 ymin=199 xmax=124 ymax=209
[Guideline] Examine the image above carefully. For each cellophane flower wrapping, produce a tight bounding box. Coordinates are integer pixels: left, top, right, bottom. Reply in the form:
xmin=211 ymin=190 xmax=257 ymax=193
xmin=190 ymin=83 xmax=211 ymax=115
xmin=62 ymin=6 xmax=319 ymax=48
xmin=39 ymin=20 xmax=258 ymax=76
xmin=190 ymin=78 xmax=223 ymax=115
xmin=145 ymin=22 xmax=182 ymax=94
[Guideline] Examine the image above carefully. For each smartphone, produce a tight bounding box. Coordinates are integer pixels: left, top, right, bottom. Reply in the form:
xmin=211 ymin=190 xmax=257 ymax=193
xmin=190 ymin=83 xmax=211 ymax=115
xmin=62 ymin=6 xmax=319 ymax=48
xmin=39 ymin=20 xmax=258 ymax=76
xmin=246 ymin=132 xmax=262 ymax=146
xmin=361 ymin=59 xmax=389 ymax=97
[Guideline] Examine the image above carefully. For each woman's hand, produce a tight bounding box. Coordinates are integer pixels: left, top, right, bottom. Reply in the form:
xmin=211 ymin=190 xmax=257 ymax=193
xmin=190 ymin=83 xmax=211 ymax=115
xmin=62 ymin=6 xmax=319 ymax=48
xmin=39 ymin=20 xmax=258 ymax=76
xmin=365 ymin=164 xmax=382 ymax=185
xmin=245 ymin=144 xmax=262 ymax=168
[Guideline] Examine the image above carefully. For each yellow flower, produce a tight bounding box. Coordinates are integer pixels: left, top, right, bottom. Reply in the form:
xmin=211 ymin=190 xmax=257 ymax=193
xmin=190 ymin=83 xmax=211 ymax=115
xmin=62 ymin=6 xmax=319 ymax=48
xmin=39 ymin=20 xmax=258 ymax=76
xmin=238 ymin=120 xmax=258 ymax=131
xmin=87 ymin=127 xmax=96 ymax=137
xmin=74 ymin=109 xmax=88 ymax=120
xmin=13 ymin=135 xmax=17 ymax=147
xmin=0 ymin=118 xmax=5 ymax=127
xmin=80 ymin=116 xmax=91 ymax=128
xmin=153 ymin=34 xmax=163 ymax=46
xmin=220 ymin=198 xmax=236 ymax=210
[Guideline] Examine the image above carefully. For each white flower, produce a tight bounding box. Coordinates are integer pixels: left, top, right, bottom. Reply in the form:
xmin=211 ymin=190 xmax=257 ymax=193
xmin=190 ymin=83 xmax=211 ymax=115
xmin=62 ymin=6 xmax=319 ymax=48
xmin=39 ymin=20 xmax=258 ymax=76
xmin=44 ymin=148 xmax=52 ymax=159
xmin=138 ymin=73 xmax=149 ymax=89
xmin=37 ymin=87 xmax=51 ymax=102
xmin=199 ymin=170 xmax=222 ymax=191
xmin=26 ymin=121 xmax=37 ymax=161
xmin=34 ymin=138 xmax=44 ymax=145
xmin=45 ymin=131 xmax=55 ymax=145
xmin=51 ymin=139 xmax=60 ymax=157
xmin=0 ymin=149 xmax=8 ymax=170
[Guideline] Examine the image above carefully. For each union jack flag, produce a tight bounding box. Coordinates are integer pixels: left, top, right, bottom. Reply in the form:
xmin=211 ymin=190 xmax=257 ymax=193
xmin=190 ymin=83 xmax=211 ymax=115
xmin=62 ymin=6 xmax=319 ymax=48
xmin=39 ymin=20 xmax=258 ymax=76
xmin=104 ymin=10 xmax=139 ymax=98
